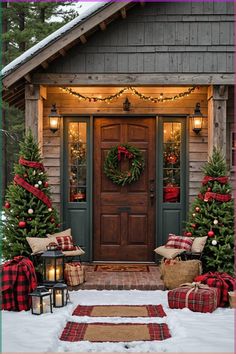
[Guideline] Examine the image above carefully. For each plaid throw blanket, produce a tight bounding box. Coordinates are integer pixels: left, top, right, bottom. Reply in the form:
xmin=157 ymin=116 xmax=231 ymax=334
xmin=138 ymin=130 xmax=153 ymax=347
xmin=195 ymin=272 xmax=235 ymax=307
xmin=1 ymin=256 xmax=37 ymax=311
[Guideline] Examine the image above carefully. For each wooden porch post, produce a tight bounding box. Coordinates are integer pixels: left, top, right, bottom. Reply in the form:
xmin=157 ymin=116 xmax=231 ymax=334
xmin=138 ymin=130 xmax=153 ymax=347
xmin=25 ymin=84 xmax=47 ymax=148
xmin=207 ymin=85 xmax=228 ymax=157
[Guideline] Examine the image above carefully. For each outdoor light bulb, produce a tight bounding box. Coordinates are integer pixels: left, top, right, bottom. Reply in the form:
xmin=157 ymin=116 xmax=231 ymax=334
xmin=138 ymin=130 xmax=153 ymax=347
xmin=50 ymin=118 xmax=58 ymax=129
xmin=194 ymin=119 xmax=202 ymax=129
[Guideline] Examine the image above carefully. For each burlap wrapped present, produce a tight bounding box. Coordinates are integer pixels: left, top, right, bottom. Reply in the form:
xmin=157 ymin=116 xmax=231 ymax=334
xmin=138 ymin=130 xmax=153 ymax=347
xmin=64 ymin=262 xmax=85 ymax=286
xmin=160 ymin=259 xmax=202 ymax=290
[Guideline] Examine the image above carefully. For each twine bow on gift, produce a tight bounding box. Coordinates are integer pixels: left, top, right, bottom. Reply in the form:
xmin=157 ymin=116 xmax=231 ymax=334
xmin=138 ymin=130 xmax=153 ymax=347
xmin=179 ymin=282 xmax=217 ymax=309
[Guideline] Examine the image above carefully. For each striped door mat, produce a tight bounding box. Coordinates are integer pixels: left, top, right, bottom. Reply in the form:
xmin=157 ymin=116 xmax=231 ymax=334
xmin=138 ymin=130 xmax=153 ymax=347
xmin=60 ymin=322 xmax=171 ymax=342
xmin=73 ymin=304 xmax=166 ymax=317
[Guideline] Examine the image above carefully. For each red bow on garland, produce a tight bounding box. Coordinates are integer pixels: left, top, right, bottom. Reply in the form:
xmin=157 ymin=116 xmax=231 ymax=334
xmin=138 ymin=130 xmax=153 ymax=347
xmin=198 ymin=192 xmax=231 ymax=203
xmin=117 ymin=146 xmax=134 ymax=161
xmin=19 ymin=157 xmax=45 ymax=171
xmin=202 ymin=176 xmax=228 ymax=185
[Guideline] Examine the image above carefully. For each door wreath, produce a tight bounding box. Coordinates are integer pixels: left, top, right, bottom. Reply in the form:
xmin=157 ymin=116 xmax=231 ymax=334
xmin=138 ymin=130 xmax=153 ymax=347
xmin=104 ymin=144 xmax=145 ymax=186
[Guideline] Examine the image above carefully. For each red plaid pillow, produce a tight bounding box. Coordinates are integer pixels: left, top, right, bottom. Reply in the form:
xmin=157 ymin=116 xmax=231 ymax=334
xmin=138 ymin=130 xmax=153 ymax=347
xmin=165 ymin=234 xmax=193 ymax=251
xmin=56 ymin=236 xmax=77 ymax=251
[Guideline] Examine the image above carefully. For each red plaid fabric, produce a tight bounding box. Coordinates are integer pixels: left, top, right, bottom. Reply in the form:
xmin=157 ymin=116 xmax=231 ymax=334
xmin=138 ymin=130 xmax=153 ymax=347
xmin=56 ymin=236 xmax=77 ymax=251
xmin=168 ymin=284 xmax=219 ymax=313
xmin=64 ymin=262 xmax=85 ymax=286
xmin=72 ymin=304 xmax=166 ymax=317
xmin=1 ymin=256 xmax=37 ymax=311
xmin=60 ymin=322 xmax=171 ymax=342
xmin=165 ymin=234 xmax=193 ymax=251
xmin=194 ymin=272 xmax=235 ymax=307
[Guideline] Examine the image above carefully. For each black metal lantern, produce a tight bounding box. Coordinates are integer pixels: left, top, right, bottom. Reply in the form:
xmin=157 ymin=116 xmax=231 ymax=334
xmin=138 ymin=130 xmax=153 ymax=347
xmin=29 ymin=286 xmax=53 ymax=315
xmin=49 ymin=104 xmax=61 ymax=133
xmin=53 ymin=283 xmax=69 ymax=308
xmin=189 ymin=102 xmax=206 ymax=135
xmin=41 ymin=249 xmax=65 ymax=286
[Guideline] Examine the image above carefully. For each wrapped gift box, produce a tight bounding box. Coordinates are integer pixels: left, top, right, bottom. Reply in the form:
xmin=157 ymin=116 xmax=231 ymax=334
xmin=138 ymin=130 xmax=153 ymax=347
xmin=64 ymin=262 xmax=85 ymax=286
xmin=168 ymin=282 xmax=219 ymax=313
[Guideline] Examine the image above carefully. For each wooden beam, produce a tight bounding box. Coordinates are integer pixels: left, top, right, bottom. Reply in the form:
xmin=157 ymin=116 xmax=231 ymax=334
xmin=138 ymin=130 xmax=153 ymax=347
xmin=79 ymin=34 xmax=87 ymax=44
xmin=59 ymin=48 xmax=66 ymax=57
xmin=207 ymin=85 xmax=228 ymax=156
xmin=24 ymin=74 xmax=31 ymax=83
xmin=41 ymin=61 xmax=49 ymax=69
xmin=25 ymin=84 xmax=43 ymax=147
xmin=3 ymin=1 xmax=133 ymax=88
xmin=99 ymin=21 xmax=106 ymax=31
xmin=32 ymin=73 xmax=234 ymax=86
xmin=120 ymin=8 xmax=126 ymax=19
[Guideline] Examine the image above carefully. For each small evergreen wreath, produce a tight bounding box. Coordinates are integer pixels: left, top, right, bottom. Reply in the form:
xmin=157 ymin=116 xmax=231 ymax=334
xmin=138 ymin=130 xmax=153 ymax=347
xmin=104 ymin=144 xmax=145 ymax=186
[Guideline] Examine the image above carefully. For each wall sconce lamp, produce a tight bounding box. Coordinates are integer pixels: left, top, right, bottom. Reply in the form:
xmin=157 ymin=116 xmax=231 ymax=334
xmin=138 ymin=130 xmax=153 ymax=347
xmin=49 ymin=104 xmax=61 ymax=133
xmin=123 ymin=97 xmax=131 ymax=111
xmin=190 ymin=103 xmax=206 ymax=135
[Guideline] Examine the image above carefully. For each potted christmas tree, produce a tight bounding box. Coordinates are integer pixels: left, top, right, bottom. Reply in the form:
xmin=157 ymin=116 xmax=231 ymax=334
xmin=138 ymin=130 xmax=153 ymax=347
xmin=2 ymin=130 xmax=60 ymax=260
xmin=184 ymin=147 xmax=234 ymax=275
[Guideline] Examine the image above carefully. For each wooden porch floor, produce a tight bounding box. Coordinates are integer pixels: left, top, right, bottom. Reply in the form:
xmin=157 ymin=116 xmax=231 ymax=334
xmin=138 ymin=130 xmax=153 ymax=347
xmin=70 ymin=264 xmax=164 ymax=290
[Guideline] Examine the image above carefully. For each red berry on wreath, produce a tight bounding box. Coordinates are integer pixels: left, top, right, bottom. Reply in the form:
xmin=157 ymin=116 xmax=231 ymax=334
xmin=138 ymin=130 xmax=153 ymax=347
xmin=19 ymin=221 xmax=26 ymax=228
xmin=208 ymin=230 xmax=214 ymax=237
xmin=186 ymin=232 xmax=192 ymax=237
xmin=195 ymin=207 xmax=200 ymax=212
xmin=5 ymin=201 xmax=10 ymax=209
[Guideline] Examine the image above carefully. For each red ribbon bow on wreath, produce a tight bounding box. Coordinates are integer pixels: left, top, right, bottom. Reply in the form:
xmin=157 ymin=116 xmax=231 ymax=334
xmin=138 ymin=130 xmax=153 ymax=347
xmin=117 ymin=146 xmax=134 ymax=161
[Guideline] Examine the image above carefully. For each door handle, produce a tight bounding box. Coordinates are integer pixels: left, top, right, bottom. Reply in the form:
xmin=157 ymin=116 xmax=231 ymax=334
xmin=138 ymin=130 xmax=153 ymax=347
xmin=149 ymin=179 xmax=155 ymax=204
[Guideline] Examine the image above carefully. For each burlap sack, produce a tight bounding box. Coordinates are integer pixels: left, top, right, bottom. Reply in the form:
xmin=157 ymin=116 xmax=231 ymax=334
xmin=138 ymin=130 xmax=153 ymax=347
xmin=64 ymin=262 xmax=85 ymax=286
xmin=160 ymin=259 xmax=202 ymax=290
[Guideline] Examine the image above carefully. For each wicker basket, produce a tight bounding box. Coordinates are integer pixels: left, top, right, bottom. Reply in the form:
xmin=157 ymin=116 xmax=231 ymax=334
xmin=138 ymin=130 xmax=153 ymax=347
xmin=228 ymin=292 xmax=236 ymax=308
xmin=160 ymin=259 xmax=202 ymax=290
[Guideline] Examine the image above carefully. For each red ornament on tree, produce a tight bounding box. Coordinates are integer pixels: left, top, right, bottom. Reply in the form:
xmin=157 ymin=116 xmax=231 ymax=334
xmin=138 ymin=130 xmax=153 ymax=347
xmin=50 ymin=218 xmax=55 ymax=223
xmin=191 ymin=224 xmax=196 ymax=229
xmin=186 ymin=232 xmax=192 ymax=237
xmin=5 ymin=201 xmax=10 ymax=209
xmin=44 ymin=181 xmax=49 ymax=188
xmin=195 ymin=207 xmax=200 ymax=212
xmin=166 ymin=153 xmax=178 ymax=164
xmin=19 ymin=221 xmax=26 ymax=228
xmin=207 ymin=187 xmax=211 ymax=192
xmin=208 ymin=230 xmax=215 ymax=238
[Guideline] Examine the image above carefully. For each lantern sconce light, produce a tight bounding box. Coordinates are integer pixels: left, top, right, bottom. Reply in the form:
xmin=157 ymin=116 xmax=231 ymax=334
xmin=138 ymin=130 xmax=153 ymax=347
xmin=190 ymin=102 xmax=206 ymax=135
xmin=49 ymin=104 xmax=61 ymax=133
xmin=123 ymin=97 xmax=131 ymax=111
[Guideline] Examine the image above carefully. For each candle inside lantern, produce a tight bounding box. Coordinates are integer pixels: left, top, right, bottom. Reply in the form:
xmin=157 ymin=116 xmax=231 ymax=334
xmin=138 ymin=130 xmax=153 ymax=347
xmin=55 ymin=292 xmax=63 ymax=307
xmin=48 ymin=267 xmax=55 ymax=281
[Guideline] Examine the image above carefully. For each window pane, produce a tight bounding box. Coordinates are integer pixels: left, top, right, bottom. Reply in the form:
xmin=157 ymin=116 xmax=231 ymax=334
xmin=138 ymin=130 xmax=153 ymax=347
xmin=68 ymin=122 xmax=87 ymax=202
xmin=163 ymin=122 xmax=181 ymax=203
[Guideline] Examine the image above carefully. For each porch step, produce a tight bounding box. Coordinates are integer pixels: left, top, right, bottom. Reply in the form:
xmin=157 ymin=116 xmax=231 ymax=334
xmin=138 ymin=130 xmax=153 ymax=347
xmin=70 ymin=264 xmax=164 ymax=291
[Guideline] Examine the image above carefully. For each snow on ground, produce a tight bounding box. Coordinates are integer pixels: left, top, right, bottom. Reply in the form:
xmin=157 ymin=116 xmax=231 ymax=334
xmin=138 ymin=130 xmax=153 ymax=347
xmin=2 ymin=290 xmax=234 ymax=353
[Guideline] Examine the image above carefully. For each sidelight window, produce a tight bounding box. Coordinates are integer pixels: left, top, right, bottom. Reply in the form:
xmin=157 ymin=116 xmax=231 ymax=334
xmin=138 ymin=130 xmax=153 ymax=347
xmin=163 ymin=122 xmax=181 ymax=203
xmin=68 ymin=122 xmax=87 ymax=202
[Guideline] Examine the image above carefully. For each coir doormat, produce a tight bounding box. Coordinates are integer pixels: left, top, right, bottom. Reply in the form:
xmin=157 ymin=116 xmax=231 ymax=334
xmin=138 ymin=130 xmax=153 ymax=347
xmin=73 ymin=304 xmax=166 ymax=317
xmin=60 ymin=322 xmax=171 ymax=342
xmin=94 ymin=264 xmax=149 ymax=272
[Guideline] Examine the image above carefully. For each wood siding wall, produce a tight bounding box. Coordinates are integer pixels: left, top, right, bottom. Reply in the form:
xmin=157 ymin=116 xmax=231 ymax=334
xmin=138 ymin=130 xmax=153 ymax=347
xmin=45 ymin=2 xmax=234 ymax=76
xmin=42 ymin=86 xmax=210 ymax=210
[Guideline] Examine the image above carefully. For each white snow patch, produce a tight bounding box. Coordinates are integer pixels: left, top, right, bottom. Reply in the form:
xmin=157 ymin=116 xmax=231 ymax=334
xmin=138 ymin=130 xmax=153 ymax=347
xmin=2 ymin=290 xmax=234 ymax=352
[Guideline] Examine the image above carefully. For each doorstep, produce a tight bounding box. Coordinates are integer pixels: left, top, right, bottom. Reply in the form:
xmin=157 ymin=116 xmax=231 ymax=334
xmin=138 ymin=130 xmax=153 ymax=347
xmin=68 ymin=264 xmax=164 ymax=291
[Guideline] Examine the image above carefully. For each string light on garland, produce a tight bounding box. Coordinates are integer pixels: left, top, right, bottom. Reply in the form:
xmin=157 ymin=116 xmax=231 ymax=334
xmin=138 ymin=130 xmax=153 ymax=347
xmin=60 ymin=86 xmax=197 ymax=104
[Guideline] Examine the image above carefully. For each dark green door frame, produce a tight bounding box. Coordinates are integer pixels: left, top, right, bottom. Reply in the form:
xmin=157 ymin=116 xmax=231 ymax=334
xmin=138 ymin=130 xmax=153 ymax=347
xmin=156 ymin=116 xmax=188 ymax=246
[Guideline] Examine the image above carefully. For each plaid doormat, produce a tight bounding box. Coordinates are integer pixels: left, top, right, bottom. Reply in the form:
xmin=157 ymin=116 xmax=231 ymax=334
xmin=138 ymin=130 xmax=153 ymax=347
xmin=60 ymin=322 xmax=171 ymax=342
xmin=73 ymin=304 xmax=166 ymax=317
xmin=94 ymin=264 xmax=149 ymax=272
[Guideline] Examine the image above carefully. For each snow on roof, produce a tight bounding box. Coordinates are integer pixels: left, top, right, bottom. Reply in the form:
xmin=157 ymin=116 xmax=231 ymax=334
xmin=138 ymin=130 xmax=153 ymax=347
xmin=1 ymin=2 xmax=108 ymax=77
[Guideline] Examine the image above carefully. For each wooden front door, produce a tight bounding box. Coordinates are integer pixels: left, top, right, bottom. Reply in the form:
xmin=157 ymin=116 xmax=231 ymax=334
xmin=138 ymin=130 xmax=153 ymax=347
xmin=94 ymin=117 xmax=156 ymax=261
